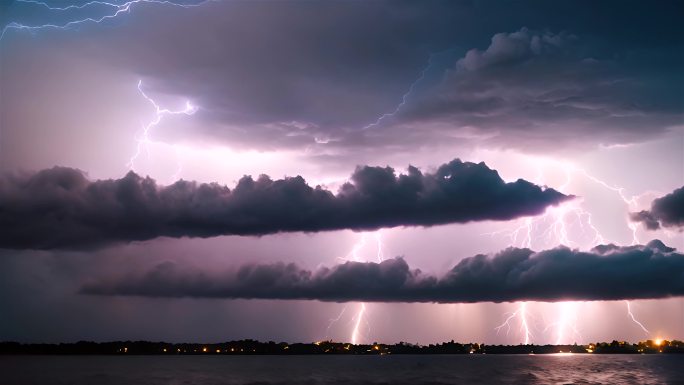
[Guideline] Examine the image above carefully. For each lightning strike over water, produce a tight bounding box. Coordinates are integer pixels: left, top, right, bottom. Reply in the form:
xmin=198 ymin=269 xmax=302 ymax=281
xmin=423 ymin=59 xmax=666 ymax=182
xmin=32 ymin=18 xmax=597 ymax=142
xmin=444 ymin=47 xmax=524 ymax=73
xmin=625 ymin=301 xmax=650 ymax=335
xmin=552 ymin=165 xmax=651 ymax=337
xmin=350 ymin=232 xmax=384 ymax=344
xmin=324 ymin=306 xmax=348 ymax=339
xmin=495 ymin=302 xmax=532 ymax=345
xmin=2 ymin=0 xmax=682 ymax=368
xmin=328 ymin=232 xmax=385 ymax=344
xmin=551 ymin=302 xmax=582 ymax=345
xmin=489 ymin=158 xmax=652 ymax=344
xmin=1 ymin=0 xmax=211 ymax=41
xmin=350 ymin=303 xmax=368 ymax=346
xmin=127 ymin=80 xmax=197 ymax=176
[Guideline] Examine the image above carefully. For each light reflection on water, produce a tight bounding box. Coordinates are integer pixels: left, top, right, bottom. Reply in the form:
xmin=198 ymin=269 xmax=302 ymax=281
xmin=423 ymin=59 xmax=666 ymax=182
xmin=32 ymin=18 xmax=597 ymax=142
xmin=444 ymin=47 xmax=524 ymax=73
xmin=1 ymin=354 xmax=682 ymax=385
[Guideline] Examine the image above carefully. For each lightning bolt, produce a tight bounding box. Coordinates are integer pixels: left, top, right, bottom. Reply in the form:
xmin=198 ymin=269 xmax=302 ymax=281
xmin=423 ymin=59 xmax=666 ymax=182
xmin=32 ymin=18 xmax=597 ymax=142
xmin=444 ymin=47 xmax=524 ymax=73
xmin=360 ymin=48 xmax=463 ymax=132
xmin=489 ymin=157 xmax=651 ymax=343
xmin=326 ymin=231 xmax=384 ymax=344
xmin=349 ymin=232 xmax=384 ymax=344
xmin=564 ymin=166 xmax=650 ymax=336
xmin=625 ymin=300 xmax=650 ymax=335
xmin=361 ymin=54 xmax=435 ymax=130
xmin=546 ymin=302 xmax=582 ymax=344
xmin=350 ymin=303 xmax=368 ymax=345
xmin=2 ymin=1 xmax=206 ymax=179
xmin=127 ymin=80 xmax=197 ymax=177
xmin=6 ymin=2 xmax=656 ymax=343
xmin=1 ymin=0 xmax=212 ymax=41
xmin=495 ymin=302 xmax=532 ymax=345
xmin=576 ymin=168 xmax=641 ymax=245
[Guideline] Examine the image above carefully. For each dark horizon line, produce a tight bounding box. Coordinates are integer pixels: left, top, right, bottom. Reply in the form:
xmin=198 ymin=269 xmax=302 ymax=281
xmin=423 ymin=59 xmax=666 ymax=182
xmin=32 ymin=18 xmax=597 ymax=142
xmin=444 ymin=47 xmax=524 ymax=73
xmin=2 ymin=339 xmax=682 ymax=355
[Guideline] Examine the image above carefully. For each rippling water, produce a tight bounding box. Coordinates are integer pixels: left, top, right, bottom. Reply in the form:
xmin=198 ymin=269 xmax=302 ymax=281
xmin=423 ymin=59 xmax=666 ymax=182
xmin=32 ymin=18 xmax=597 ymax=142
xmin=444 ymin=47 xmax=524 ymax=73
xmin=1 ymin=354 xmax=683 ymax=385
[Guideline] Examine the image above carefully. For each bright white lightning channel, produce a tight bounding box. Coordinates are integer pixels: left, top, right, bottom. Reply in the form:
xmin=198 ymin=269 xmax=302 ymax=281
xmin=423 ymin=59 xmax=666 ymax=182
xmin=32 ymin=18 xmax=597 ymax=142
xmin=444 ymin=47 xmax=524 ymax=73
xmin=625 ymin=300 xmax=650 ymax=335
xmin=326 ymin=232 xmax=384 ymax=344
xmin=495 ymin=302 xmax=533 ymax=345
xmin=128 ymin=80 xmax=197 ymax=176
xmin=490 ymin=160 xmax=651 ymax=344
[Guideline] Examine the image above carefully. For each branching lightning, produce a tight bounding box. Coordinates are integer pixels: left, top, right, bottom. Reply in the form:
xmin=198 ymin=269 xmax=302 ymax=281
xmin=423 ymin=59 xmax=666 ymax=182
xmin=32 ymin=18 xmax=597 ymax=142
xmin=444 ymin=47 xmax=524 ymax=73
xmin=5 ymin=2 xmax=660 ymax=344
xmin=324 ymin=306 xmax=348 ymax=339
xmin=576 ymin=168 xmax=641 ymax=245
xmin=127 ymin=80 xmax=197 ymax=176
xmin=2 ymin=1 xmax=204 ymax=180
xmin=489 ymin=158 xmax=651 ymax=344
xmin=1 ymin=0 xmax=212 ymax=41
xmin=495 ymin=302 xmax=533 ymax=344
xmin=3 ymin=0 xmax=203 ymax=178
xmin=326 ymin=231 xmax=385 ymax=344
xmin=349 ymin=232 xmax=384 ymax=344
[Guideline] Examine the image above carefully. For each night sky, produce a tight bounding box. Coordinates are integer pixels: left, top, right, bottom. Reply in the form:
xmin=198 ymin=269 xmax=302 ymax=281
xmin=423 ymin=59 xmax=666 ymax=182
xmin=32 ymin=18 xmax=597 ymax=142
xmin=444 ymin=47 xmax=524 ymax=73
xmin=1 ymin=0 xmax=683 ymax=345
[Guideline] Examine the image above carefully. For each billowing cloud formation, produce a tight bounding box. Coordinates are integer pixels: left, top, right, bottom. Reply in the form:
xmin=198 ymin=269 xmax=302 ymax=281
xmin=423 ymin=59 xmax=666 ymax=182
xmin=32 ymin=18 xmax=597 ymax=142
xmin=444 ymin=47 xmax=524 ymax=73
xmin=5 ymin=1 xmax=680 ymax=166
xmin=630 ymin=186 xmax=684 ymax=230
xmin=389 ymin=28 xmax=683 ymax=151
xmin=81 ymin=240 xmax=684 ymax=303
xmin=95 ymin=11 xmax=684 ymax=152
xmin=0 ymin=159 xmax=569 ymax=250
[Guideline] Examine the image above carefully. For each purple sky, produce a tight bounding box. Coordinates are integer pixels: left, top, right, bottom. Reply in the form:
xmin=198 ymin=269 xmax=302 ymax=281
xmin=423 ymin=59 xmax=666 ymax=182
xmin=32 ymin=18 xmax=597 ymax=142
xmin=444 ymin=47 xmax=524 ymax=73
xmin=0 ymin=0 xmax=683 ymax=345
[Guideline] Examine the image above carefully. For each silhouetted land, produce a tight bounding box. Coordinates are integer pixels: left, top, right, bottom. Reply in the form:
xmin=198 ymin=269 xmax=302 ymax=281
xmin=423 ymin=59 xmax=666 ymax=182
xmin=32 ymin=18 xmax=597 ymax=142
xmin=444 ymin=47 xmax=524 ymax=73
xmin=1 ymin=339 xmax=682 ymax=355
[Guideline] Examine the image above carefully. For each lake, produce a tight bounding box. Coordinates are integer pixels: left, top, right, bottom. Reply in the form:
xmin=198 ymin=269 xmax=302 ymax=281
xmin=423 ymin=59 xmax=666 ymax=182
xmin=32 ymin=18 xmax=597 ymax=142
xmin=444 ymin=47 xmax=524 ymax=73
xmin=1 ymin=354 xmax=682 ymax=384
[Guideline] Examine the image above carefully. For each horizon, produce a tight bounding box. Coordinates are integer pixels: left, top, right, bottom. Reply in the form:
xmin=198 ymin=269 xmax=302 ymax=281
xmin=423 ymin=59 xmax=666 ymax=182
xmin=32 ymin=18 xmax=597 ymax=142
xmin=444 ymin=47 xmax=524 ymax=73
xmin=3 ymin=338 xmax=682 ymax=346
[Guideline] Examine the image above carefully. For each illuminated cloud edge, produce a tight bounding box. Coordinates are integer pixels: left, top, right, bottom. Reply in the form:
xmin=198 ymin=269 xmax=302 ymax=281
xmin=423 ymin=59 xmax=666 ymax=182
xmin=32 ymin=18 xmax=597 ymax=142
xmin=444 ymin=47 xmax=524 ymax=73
xmin=630 ymin=186 xmax=684 ymax=230
xmin=0 ymin=158 xmax=570 ymax=249
xmin=81 ymin=240 xmax=684 ymax=303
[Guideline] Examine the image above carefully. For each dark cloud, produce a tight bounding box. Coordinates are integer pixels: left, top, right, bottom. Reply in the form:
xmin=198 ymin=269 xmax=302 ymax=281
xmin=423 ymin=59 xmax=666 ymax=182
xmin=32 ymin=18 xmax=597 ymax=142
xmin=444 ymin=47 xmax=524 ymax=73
xmin=630 ymin=186 xmax=684 ymax=230
xmin=385 ymin=27 xmax=683 ymax=151
xmin=5 ymin=1 xmax=677 ymax=157
xmin=0 ymin=159 xmax=569 ymax=250
xmin=81 ymin=240 xmax=684 ymax=303
xmin=108 ymin=3 xmax=683 ymax=152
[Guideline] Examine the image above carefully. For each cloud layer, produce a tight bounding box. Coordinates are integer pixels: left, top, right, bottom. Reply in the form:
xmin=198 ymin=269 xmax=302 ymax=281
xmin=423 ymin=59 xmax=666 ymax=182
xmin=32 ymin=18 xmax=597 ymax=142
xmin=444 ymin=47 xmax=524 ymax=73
xmin=5 ymin=2 xmax=680 ymax=168
xmin=630 ymin=186 xmax=684 ymax=230
xmin=390 ymin=28 xmax=683 ymax=151
xmin=106 ymin=11 xmax=684 ymax=153
xmin=81 ymin=240 xmax=684 ymax=303
xmin=0 ymin=159 xmax=569 ymax=250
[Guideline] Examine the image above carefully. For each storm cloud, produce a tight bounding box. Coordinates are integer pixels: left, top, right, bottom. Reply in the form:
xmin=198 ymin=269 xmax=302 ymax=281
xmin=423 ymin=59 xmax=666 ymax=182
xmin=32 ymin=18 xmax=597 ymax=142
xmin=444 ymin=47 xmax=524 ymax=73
xmin=4 ymin=1 xmax=681 ymax=166
xmin=116 ymin=3 xmax=682 ymax=152
xmin=630 ymin=186 xmax=684 ymax=230
xmin=388 ymin=27 xmax=683 ymax=151
xmin=0 ymin=159 xmax=569 ymax=250
xmin=81 ymin=240 xmax=684 ymax=303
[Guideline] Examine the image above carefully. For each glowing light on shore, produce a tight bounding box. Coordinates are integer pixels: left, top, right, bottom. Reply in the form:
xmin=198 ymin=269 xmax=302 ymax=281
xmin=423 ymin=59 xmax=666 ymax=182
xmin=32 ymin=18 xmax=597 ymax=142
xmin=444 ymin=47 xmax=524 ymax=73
xmin=325 ymin=231 xmax=384 ymax=344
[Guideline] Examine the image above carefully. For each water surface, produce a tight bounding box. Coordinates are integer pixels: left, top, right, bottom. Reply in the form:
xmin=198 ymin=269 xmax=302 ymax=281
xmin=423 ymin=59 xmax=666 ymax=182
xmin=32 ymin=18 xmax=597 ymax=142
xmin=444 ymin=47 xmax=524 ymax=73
xmin=1 ymin=354 xmax=682 ymax=384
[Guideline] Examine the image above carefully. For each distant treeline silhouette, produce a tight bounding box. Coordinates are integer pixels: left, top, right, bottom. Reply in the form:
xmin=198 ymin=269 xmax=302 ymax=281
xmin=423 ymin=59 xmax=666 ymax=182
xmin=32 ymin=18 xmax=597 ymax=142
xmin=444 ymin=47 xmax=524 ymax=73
xmin=1 ymin=339 xmax=682 ymax=355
